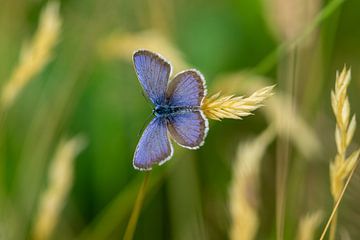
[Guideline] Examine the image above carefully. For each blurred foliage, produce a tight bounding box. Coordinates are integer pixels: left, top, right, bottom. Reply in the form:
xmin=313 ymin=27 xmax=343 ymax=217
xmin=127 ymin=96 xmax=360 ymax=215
xmin=0 ymin=0 xmax=360 ymax=239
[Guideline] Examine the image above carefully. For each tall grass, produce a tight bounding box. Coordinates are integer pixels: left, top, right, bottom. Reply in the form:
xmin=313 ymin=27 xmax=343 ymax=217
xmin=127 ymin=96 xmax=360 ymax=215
xmin=1 ymin=0 xmax=360 ymax=239
xmin=229 ymin=127 xmax=275 ymax=240
xmin=320 ymin=67 xmax=360 ymax=239
xmin=31 ymin=135 xmax=86 ymax=240
xmin=123 ymin=173 xmax=150 ymax=240
xmin=0 ymin=2 xmax=62 ymax=238
xmin=1 ymin=1 xmax=61 ymax=110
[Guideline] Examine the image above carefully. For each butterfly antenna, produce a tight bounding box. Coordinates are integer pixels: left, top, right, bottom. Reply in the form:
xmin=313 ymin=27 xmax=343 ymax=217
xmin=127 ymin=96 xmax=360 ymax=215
xmin=137 ymin=112 xmax=154 ymax=137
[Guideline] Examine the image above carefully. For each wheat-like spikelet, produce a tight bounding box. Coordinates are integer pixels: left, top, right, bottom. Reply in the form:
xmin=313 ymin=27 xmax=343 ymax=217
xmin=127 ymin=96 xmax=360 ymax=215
xmin=202 ymin=85 xmax=275 ymax=121
xmin=327 ymin=66 xmax=360 ymax=240
xmin=229 ymin=127 xmax=275 ymax=240
xmin=296 ymin=211 xmax=323 ymax=240
xmin=1 ymin=1 xmax=61 ymax=110
xmin=214 ymin=72 xmax=321 ymax=158
xmin=31 ymin=135 xmax=86 ymax=240
xmin=330 ymin=67 xmax=359 ymax=201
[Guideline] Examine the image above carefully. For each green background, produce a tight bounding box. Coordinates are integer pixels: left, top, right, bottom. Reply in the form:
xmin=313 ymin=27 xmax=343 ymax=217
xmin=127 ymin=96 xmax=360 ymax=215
xmin=1 ymin=0 xmax=360 ymax=239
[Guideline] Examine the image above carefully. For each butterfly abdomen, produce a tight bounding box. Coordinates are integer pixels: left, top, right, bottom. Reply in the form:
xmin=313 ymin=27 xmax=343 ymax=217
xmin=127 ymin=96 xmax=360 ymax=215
xmin=153 ymin=105 xmax=199 ymax=117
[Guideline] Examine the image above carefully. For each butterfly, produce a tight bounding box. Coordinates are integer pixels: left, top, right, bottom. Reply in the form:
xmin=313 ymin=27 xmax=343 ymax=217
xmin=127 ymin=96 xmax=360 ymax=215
xmin=132 ymin=49 xmax=209 ymax=171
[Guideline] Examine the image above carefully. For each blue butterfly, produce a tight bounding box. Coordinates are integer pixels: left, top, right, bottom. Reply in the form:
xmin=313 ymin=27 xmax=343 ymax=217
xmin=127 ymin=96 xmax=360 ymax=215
xmin=132 ymin=49 xmax=209 ymax=171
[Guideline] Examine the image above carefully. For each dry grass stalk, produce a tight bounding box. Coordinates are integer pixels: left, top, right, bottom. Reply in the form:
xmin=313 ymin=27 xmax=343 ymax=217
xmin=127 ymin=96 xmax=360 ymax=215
xmin=31 ymin=135 xmax=86 ymax=240
xmin=296 ymin=211 xmax=323 ymax=240
xmin=328 ymin=66 xmax=360 ymax=240
xmin=1 ymin=1 xmax=61 ymax=110
xmin=320 ymin=159 xmax=358 ymax=240
xmin=202 ymin=85 xmax=275 ymax=121
xmin=213 ymin=73 xmax=321 ymax=158
xmin=229 ymin=127 xmax=275 ymax=240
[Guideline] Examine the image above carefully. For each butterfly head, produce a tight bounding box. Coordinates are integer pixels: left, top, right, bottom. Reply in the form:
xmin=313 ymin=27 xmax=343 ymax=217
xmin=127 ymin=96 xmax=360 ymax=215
xmin=153 ymin=105 xmax=171 ymax=117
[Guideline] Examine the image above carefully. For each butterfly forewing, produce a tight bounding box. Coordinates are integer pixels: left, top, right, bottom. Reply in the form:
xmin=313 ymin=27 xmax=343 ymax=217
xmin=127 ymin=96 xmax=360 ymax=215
xmin=133 ymin=50 xmax=172 ymax=105
xmin=133 ymin=117 xmax=173 ymax=170
xmin=166 ymin=69 xmax=206 ymax=107
xmin=167 ymin=111 xmax=209 ymax=149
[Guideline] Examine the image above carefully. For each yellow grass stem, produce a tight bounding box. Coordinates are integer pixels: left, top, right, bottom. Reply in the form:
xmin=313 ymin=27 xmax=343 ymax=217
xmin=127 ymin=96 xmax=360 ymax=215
xmin=31 ymin=135 xmax=86 ymax=240
xmin=276 ymin=46 xmax=298 ymax=240
xmin=0 ymin=1 xmax=61 ymax=110
xmin=202 ymin=85 xmax=275 ymax=121
xmin=319 ymin=159 xmax=359 ymax=240
xmin=123 ymin=173 xmax=150 ymax=240
xmin=276 ymin=134 xmax=289 ymax=240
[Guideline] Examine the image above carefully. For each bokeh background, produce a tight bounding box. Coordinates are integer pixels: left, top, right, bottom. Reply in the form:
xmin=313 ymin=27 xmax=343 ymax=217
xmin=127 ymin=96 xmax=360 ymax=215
xmin=0 ymin=0 xmax=360 ymax=239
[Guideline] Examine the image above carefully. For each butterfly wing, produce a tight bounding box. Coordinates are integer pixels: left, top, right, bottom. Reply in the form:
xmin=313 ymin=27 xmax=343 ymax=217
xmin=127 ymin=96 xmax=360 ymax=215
xmin=166 ymin=69 xmax=206 ymax=107
xmin=133 ymin=117 xmax=173 ymax=170
xmin=167 ymin=111 xmax=209 ymax=149
xmin=133 ymin=50 xmax=172 ymax=105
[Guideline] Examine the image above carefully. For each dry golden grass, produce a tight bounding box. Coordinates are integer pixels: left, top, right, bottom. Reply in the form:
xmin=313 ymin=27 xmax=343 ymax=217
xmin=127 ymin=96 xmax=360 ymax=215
xmin=31 ymin=135 xmax=86 ymax=240
xmin=229 ymin=127 xmax=275 ymax=240
xmin=213 ymin=73 xmax=320 ymax=159
xmin=325 ymin=66 xmax=360 ymax=240
xmin=296 ymin=211 xmax=322 ymax=240
xmin=202 ymin=85 xmax=275 ymax=121
xmin=330 ymin=67 xmax=359 ymax=201
xmin=0 ymin=1 xmax=61 ymax=110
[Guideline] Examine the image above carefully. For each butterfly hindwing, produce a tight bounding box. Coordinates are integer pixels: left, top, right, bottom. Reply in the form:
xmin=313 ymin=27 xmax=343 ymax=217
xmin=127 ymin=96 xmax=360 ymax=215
xmin=133 ymin=117 xmax=173 ymax=170
xmin=133 ymin=50 xmax=172 ymax=105
xmin=166 ymin=69 xmax=206 ymax=107
xmin=167 ymin=111 xmax=209 ymax=149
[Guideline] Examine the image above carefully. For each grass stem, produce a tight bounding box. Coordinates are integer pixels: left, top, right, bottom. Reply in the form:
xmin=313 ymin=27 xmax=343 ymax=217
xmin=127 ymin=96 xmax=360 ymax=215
xmin=328 ymin=211 xmax=338 ymax=240
xmin=123 ymin=173 xmax=150 ymax=240
xmin=275 ymin=45 xmax=298 ymax=240
xmin=319 ymin=159 xmax=359 ymax=240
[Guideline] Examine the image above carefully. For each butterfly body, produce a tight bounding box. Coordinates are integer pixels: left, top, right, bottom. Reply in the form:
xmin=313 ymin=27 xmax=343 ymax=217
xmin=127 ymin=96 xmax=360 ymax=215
xmin=132 ymin=49 xmax=209 ymax=171
xmin=153 ymin=105 xmax=199 ymax=117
